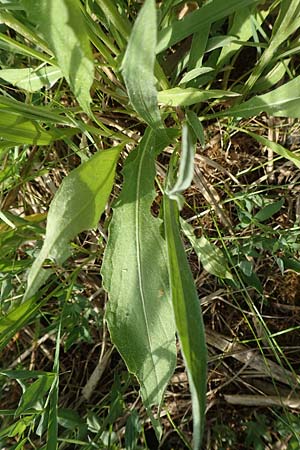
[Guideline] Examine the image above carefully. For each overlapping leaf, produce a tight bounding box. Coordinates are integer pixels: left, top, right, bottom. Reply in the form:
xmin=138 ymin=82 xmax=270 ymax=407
xmin=121 ymin=0 xmax=162 ymax=128
xmin=0 ymin=66 xmax=62 ymax=92
xmin=219 ymin=75 xmax=300 ymax=119
xmin=158 ymin=87 xmax=239 ymax=107
xmin=24 ymin=146 xmax=122 ymax=301
xmin=102 ymin=129 xmax=176 ymax=433
xmin=164 ymin=197 xmax=207 ymax=450
xmin=157 ymin=0 xmax=260 ymax=53
xmin=181 ymin=220 xmax=233 ymax=280
xmin=167 ymin=122 xmax=196 ymax=208
xmin=22 ymin=0 xmax=94 ymax=114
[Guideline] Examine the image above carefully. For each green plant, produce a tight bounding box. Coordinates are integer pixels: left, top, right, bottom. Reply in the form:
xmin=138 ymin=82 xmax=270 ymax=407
xmin=1 ymin=0 xmax=300 ymax=448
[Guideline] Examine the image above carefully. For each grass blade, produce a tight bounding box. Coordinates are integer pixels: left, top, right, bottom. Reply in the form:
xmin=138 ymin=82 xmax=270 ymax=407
xmin=0 ymin=111 xmax=76 ymax=145
xmin=22 ymin=0 xmax=94 ymax=114
xmin=164 ymin=196 xmax=207 ymax=450
xmin=0 ymin=298 xmax=40 ymax=350
xmin=24 ymin=145 xmax=122 ymax=301
xmin=46 ymin=320 xmax=61 ymax=450
xmin=243 ymin=0 xmax=300 ymax=93
xmin=217 ymin=75 xmax=300 ymax=119
xmin=157 ymin=0 xmax=259 ymax=53
xmin=102 ymin=128 xmax=177 ymax=436
xmin=235 ymin=128 xmax=300 ymax=169
xmin=121 ymin=0 xmax=162 ymax=128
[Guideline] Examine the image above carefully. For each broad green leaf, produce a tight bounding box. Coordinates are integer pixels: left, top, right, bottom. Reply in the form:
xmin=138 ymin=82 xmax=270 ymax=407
xmin=22 ymin=0 xmax=94 ymax=114
xmin=164 ymin=197 xmax=207 ymax=450
xmin=158 ymin=87 xmax=239 ymax=107
xmin=167 ymin=123 xmax=196 ymax=209
xmin=0 ymin=111 xmax=77 ymax=145
xmin=223 ymin=76 xmax=300 ymax=119
xmin=102 ymin=128 xmax=176 ymax=434
xmin=121 ymin=0 xmax=162 ymax=128
xmin=157 ymin=0 xmax=259 ymax=53
xmin=181 ymin=220 xmax=233 ymax=280
xmin=236 ymin=129 xmax=300 ymax=169
xmin=0 ymin=66 xmax=62 ymax=92
xmin=24 ymin=145 xmax=122 ymax=301
xmin=254 ymin=198 xmax=284 ymax=222
xmin=16 ymin=374 xmax=55 ymax=415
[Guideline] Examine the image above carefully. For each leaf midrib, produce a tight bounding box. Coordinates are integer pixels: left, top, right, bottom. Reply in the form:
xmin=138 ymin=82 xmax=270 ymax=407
xmin=135 ymin=130 xmax=159 ymax=391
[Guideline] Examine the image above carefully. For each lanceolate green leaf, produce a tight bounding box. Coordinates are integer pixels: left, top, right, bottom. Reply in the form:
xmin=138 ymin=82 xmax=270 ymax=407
xmin=0 ymin=66 xmax=62 ymax=92
xmin=16 ymin=374 xmax=55 ymax=415
xmin=223 ymin=75 xmax=300 ymax=119
xmin=102 ymin=128 xmax=176 ymax=433
xmin=181 ymin=220 xmax=233 ymax=280
xmin=24 ymin=145 xmax=122 ymax=301
xmin=121 ymin=0 xmax=162 ymax=128
xmin=157 ymin=0 xmax=259 ymax=53
xmin=158 ymin=87 xmax=239 ymax=107
xmin=22 ymin=0 xmax=94 ymax=114
xmin=164 ymin=197 xmax=207 ymax=450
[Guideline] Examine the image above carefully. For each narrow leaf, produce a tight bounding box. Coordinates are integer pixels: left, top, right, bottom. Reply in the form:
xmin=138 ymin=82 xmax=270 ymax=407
xmin=0 ymin=66 xmax=62 ymax=92
xmin=157 ymin=0 xmax=259 ymax=53
xmin=254 ymin=198 xmax=284 ymax=222
xmin=237 ymin=129 xmax=300 ymax=169
xmin=121 ymin=0 xmax=162 ymax=128
xmin=16 ymin=374 xmax=55 ymax=415
xmin=181 ymin=220 xmax=233 ymax=280
xmin=167 ymin=123 xmax=196 ymax=208
xmin=46 ymin=320 xmax=61 ymax=450
xmin=24 ymin=145 xmax=122 ymax=301
xmin=164 ymin=197 xmax=207 ymax=450
xmin=158 ymin=87 xmax=239 ymax=107
xmin=224 ymin=75 xmax=300 ymax=119
xmin=0 ymin=298 xmax=40 ymax=350
xmin=243 ymin=0 xmax=300 ymax=92
xmin=22 ymin=0 xmax=94 ymax=114
xmin=0 ymin=111 xmax=77 ymax=145
xmin=179 ymin=67 xmax=214 ymax=85
xmin=102 ymin=128 xmax=176 ymax=434
xmin=186 ymin=110 xmax=205 ymax=147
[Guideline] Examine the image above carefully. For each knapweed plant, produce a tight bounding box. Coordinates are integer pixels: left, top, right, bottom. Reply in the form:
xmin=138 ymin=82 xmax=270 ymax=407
xmin=1 ymin=0 xmax=300 ymax=448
